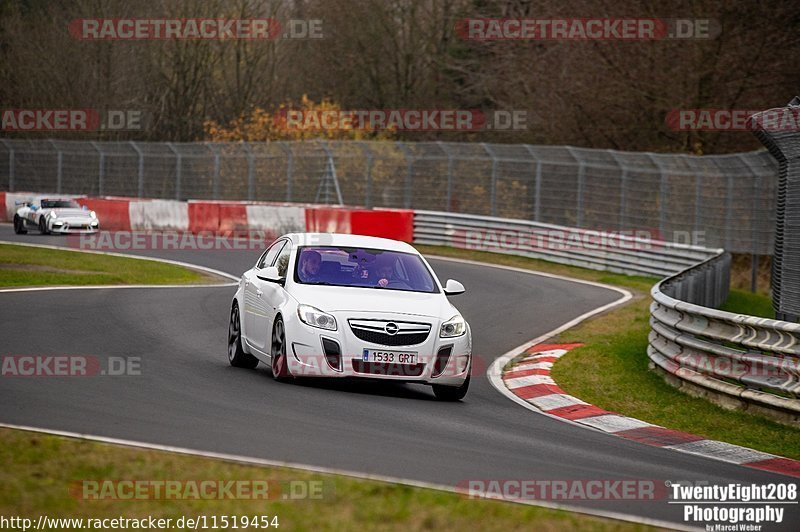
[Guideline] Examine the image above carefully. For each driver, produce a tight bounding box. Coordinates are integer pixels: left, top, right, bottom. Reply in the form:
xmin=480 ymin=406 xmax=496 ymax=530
xmin=298 ymin=249 xmax=322 ymax=282
xmin=375 ymin=258 xmax=395 ymax=287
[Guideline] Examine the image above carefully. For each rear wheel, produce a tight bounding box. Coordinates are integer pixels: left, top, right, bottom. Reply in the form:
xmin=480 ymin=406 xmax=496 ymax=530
xmin=38 ymin=217 xmax=49 ymax=235
xmin=271 ymin=315 xmax=291 ymax=382
xmin=228 ymin=303 xmax=258 ymax=369
xmin=432 ymin=375 xmax=470 ymax=402
xmin=13 ymin=215 xmax=27 ymax=234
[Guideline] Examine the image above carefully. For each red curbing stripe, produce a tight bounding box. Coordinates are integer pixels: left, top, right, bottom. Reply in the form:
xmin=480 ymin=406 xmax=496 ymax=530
xmin=513 ymin=384 xmax=565 ymax=400
xmin=526 ymin=342 xmax=584 ymax=354
xmin=615 ymin=426 xmax=705 ymax=447
xmin=744 ymin=458 xmax=800 ymax=479
xmin=546 ymin=404 xmax=611 ymax=421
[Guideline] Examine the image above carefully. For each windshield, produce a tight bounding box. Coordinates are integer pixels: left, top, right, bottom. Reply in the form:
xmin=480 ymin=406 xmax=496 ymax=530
xmin=40 ymin=199 xmax=80 ymax=209
xmin=294 ymin=246 xmax=438 ymax=293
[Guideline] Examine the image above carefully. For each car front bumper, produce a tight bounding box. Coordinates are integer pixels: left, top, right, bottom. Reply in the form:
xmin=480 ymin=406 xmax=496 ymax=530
xmin=48 ymin=219 xmax=99 ymax=233
xmin=284 ymin=310 xmax=471 ymax=386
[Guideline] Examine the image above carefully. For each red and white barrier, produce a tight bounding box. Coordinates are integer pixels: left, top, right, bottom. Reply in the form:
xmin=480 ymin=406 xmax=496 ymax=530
xmin=3 ymin=192 xmax=414 ymax=243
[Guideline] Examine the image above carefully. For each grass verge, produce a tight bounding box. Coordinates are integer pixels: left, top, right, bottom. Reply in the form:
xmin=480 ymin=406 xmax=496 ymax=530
xmin=0 ymin=243 xmax=218 ymax=286
xmin=0 ymin=429 xmax=653 ymax=531
xmin=418 ymin=245 xmax=800 ymax=460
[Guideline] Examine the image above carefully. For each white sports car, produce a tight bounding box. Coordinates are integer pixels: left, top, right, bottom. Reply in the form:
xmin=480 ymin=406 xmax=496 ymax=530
xmin=13 ymin=196 xmax=99 ymax=234
xmin=228 ymin=233 xmax=472 ymax=401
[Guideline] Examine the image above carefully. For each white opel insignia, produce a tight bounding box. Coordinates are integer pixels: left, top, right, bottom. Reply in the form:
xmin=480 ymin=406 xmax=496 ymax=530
xmin=228 ymin=233 xmax=472 ymax=401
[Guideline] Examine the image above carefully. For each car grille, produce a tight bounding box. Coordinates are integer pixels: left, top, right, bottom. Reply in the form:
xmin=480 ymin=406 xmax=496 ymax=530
xmin=352 ymin=360 xmax=425 ymax=377
xmin=348 ymin=319 xmax=431 ymax=346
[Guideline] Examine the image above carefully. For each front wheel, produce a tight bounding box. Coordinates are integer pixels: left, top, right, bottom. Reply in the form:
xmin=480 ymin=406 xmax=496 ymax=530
xmin=38 ymin=217 xmax=49 ymax=235
xmin=271 ymin=316 xmax=291 ymax=382
xmin=228 ymin=303 xmax=258 ymax=369
xmin=432 ymin=375 xmax=470 ymax=402
xmin=13 ymin=215 xmax=27 ymax=234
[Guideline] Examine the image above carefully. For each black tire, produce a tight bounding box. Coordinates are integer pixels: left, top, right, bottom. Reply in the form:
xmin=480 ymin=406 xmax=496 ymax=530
xmin=432 ymin=374 xmax=470 ymax=402
xmin=38 ymin=217 xmax=49 ymax=235
xmin=13 ymin=215 xmax=27 ymax=234
xmin=228 ymin=303 xmax=258 ymax=369
xmin=271 ymin=315 xmax=291 ymax=381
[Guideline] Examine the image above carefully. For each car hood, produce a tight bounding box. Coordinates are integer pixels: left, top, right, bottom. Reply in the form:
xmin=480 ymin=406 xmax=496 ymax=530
xmin=289 ymin=283 xmax=455 ymax=319
xmin=46 ymin=208 xmax=92 ymax=218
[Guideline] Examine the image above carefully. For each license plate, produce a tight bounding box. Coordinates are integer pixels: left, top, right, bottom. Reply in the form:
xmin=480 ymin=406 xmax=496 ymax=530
xmin=362 ymin=349 xmax=418 ymax=364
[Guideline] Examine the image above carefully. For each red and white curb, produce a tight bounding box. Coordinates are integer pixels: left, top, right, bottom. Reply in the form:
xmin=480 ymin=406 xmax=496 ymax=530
xmin=503 ymin=343 xmax=800 ymax=479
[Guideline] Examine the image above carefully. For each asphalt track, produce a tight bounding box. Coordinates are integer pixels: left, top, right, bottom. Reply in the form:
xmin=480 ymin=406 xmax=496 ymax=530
xmin=1 ymin=230 xmax=797 ymax=530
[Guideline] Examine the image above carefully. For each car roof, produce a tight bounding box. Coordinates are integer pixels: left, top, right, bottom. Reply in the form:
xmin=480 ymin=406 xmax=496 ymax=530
xmin=283 ymin=233 xmax=418 ymax=254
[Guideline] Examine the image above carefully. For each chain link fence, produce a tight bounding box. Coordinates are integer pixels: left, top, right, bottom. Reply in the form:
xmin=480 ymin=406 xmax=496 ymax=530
xmin=0 ymin=139 xmax=777 ymax=254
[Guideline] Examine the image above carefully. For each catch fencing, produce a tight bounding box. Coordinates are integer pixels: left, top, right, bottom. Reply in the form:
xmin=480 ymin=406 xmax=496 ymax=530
xmin=0 ymin=139 xmax=777 ymax=255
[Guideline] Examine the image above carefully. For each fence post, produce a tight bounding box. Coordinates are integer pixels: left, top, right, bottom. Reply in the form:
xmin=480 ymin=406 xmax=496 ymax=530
xmin=90 ymin=141 xmax=105 ymax=196
xmin=737 ymin=153 xmax=764 ymax=292
xmin=243 ymin=142 xmax=255 ymax=201
xmin=483 ymin=143 xmax=498 ymax=216
xmin=359 ymin=142 xmax=374 ymax=208
xmin=130 ymin=141 xmax=144 ymax=198
xmin=278 ymin=142 xmax=293 ymax=202
xmin=566 ymin=146 xmax=585 ymax=227
xmin=438 ymin=142 xmax=453 ymax=212
xmin=646 ymin=153 xmax=667 ymax=239
xmin=523 ymin=145 xmax=541 ymax=222
xmin=608 ymin=151 xmax=627 ymax=230
xmin=396 ymin=142 xmax=414 ymax=209
xmin=47 ymin=140 xmax=63 ymax=193
xmin=0 ymin=139 xmax=14 ymax=192
xmin=166 ymin=142 xmax=181 ymax=200
xmin=206 ymin=143 xmax=221 ymax=199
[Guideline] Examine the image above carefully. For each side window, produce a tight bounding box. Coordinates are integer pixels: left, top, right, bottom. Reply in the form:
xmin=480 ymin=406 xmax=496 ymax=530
xmin=275 ymin=243 xmax=292 ymax=277
xmin=257 ymin=240 xmax=285 ymax=269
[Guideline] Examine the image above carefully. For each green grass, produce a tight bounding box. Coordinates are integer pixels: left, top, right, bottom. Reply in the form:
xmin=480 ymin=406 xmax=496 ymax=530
xmin=418 ymin=245 xmax=800 ymax=460
xmin=0 ymin=429 xmax=653 ymax=532
xmin=0 ymin=243 xmax=216 ymax=286
xmin=720 ymin=289 xmax=774 ymax=319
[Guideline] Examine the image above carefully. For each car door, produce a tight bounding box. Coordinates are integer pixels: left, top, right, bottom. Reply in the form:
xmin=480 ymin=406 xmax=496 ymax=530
xmin=252 ymin=241 xmax=293 ymax=352
xmin=243 ymin=240 xmax=285 ymax=351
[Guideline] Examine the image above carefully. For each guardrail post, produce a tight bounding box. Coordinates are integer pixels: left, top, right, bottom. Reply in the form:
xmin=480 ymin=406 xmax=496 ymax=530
xmin=0 ymin=139 xmax=14 ymax=192
xmin=90 ymin=141 xmax=105 ymax=196
xmin=130 ymin=141 xmax=144 ymax=198
xmin=166 ymin=142 xmax=181 ymax=200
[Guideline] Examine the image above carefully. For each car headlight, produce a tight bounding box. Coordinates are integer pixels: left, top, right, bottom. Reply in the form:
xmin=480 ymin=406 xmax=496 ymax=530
xmin=440 ymin=315 xmax=466 ymax=338
xmin=90 ymin=210 xmax=97 ymax=219
xmin=297 ymin=304 xmax=337 ymax=331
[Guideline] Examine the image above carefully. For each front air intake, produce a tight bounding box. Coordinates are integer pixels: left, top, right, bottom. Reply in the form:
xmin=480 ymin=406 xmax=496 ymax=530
xmin=321 ymin=337 xmax=342 ymax=371
xmin=432 ymin=345 xmax=453 ymax=377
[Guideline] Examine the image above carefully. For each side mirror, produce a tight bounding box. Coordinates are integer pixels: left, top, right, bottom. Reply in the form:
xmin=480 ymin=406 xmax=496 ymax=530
xmin=257 ymin=266 xmax=284 ymax=284
xmin=443 ymin=279 xmax=465 ymax=296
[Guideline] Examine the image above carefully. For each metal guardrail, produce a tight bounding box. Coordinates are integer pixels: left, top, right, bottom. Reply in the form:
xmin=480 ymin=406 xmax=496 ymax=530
xmin=413 ymin=210 xmax=800 ymax=423
xmin=649 ymin=251 xmax=800 ymax=421
xmin=413 ymin=210 xmax=717 ymax=277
